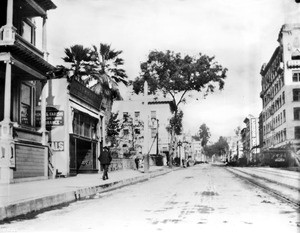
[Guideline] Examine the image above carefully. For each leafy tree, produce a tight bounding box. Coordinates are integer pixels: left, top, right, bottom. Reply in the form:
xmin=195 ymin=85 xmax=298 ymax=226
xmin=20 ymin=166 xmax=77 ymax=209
xmin=204 ymin=136 xmax=229 ymax=157
xmin=166 ymin=110 xmax=184 ymax=135
xmin=234 ymin=126 xmax=241 ymax=137
xmin=131 ymin=50 xmax=227 ymax=161
xmin=106 ymin=112 xmax=121 ymax=147
xmin=199 ymin=123 xmax=211 ymax=147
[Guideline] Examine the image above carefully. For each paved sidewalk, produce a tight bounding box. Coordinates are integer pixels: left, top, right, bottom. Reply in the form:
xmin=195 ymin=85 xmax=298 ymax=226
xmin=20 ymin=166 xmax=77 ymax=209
xmin=0 ymin=166 xmax=174 ymax=222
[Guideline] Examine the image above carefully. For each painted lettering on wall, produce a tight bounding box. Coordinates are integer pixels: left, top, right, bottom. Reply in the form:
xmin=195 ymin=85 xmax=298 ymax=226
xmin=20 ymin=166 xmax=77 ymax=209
xmin=50 ymin=141 xmax=64 ymax=151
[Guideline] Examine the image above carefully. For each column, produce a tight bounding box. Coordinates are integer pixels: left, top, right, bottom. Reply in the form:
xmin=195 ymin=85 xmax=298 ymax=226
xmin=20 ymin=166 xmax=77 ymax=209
xmin=40 ymin=81 xmax=47 ymax=144
xmin=0 ymin=59 xmax=14 ymax=184
xmin=3 ymin=60 xmax=12 ymax=124
xmin=42 ymin=16 xmax=49 ymax=61
xmin=2 ymin=0 xmax=16 ymax=44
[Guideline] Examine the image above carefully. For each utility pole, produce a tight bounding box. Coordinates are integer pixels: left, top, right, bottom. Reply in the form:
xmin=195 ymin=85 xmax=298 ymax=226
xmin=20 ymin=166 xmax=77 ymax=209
xmin=156 ymin=119 xmax=159 ymax=156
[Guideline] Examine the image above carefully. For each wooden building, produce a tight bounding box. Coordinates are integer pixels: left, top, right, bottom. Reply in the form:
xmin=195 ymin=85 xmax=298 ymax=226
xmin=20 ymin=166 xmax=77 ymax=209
xmin=0 ymin=0 xmax=57 ymax=183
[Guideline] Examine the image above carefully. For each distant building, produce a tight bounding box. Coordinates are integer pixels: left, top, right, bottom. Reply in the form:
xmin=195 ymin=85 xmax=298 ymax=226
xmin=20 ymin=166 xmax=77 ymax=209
xmin=260 ymin=24 xmax=300 ymax=154
xmin=112 ymin=82 xmax=173 ymax=163
xmin=190 ymin=136 xmax=203 ymax=162
xmin=241 ymin=115 xmax=260 ymax=163
xmin=226 ymin=136 xmax=243 ymax=161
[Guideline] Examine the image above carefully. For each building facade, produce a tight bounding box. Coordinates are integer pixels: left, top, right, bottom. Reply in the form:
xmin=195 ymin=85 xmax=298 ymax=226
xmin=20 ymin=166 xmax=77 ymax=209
xmin=241 ymin=115 xmax=260 ymax=164
xmin=112 ymin=82 xmax=173 ymax=162
xmin=42 ymin=77 xmax=105 ymax=177
xmin=0 ymin=0 xmax=56 ymax=183
xmin=226 ymin=135 xmax=243 ymax=162
xmin=260 ymin=24 xmax=300 ymax=156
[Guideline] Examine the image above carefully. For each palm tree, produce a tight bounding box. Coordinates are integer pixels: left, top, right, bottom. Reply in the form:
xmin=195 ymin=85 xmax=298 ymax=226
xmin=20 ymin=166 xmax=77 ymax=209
xmin=62 ymin=45 xmax=95 ymax=84
xmin=60 ymin=43 xmax=127 ymax=110
xmin=91 ymin=43 xmax=128 ymax=85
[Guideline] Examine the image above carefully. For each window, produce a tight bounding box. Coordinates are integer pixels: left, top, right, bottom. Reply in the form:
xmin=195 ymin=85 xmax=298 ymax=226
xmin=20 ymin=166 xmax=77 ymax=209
xmin=151 ymin=111 xmax=156 ymax=119
xmin=295 ymin=127 xmax=300 ymax=139
xmin=20 ymin=83 xmax=32 ymax=126
xmin=123 ymin=129 xmax=129 ymax=136
xmin=293 ymin=71 xmax=300 ymax=82
xmin=123 ymin=112 xmax=129 ymax=121
xmin=293 ymin=89 xmax=300 ymax=101
xmin=21 ymin=19 xmax=36 ymax=45
xmin=134 ymin=111 xmax=140 ymax=119
xmin=134 ymin=128 xmax=141 ymax=135
xmin=283 ymin=110 xmax=286 ymax=122
xmin=294 ymin=108 xmax=300 ymax=120
xmin=73 ymin=112 xmax=97 ymax=138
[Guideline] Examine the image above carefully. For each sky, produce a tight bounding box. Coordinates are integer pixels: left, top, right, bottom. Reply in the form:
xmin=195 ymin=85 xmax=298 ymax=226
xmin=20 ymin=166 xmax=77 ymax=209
xmin=46 ymin=0 xmax=300 ymax=142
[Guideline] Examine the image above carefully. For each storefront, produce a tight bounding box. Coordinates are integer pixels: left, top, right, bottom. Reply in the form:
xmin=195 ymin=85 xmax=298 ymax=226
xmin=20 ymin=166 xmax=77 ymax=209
xmin=44 ymin=78 xmax=104 ymax=177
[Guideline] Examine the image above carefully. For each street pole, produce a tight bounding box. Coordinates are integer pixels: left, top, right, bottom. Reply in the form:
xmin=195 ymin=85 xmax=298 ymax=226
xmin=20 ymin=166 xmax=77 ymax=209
xmin=156 ymin=119 xmax=159 ymax=156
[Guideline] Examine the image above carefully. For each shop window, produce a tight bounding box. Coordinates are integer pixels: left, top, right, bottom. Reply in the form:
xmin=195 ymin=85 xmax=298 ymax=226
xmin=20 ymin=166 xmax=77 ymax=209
xmin=73 ymin=112 xmax=98 ymax=139
xmin=293 ymin=71 xmax=300 ymax=82
xmin=293 ymin=89 xmax=300 ymax=101
xmin=294 ymin=108 xmax=300 ymax=120
xmin=20 ymin=83 xmax=32 ymax=126
xmin=295 ymin=127 xmax=300 ymax=139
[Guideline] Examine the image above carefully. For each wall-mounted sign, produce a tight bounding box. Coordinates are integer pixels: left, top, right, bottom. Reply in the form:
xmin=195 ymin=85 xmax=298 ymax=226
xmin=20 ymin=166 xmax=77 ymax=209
xmin=36 ymin=110 xmax=64 ymax=127
xmin=49 ymin=141 xmax=64 ymax=151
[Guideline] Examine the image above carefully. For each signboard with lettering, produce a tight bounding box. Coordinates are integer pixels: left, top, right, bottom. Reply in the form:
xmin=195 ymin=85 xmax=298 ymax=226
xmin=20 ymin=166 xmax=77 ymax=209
xmin=36 ymin=110 xmax=64 ymax=127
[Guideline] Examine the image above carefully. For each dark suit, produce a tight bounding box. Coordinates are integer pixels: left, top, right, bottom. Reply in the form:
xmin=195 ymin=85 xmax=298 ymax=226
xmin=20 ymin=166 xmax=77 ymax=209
xmin=98 ymin=149 xmax=112 ymax=180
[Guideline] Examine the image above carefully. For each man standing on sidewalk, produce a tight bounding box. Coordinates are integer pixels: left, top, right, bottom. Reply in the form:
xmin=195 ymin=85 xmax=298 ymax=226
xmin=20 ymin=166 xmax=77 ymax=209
xmin=98 ymin=147 xmax=112 ymax=180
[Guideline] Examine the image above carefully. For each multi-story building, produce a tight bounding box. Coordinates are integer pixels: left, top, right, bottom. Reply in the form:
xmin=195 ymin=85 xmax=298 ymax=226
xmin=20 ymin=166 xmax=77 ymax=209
xmin=260 ymin=24 xmax=300 ymax=157
xmin=241 ymin=115 xmax=260 ymax=164
xmin=112 ymin=82 xmax=173 ymax=163
xmin=0 ymin=0 xmax=56 ymax=183
xmin=226 ymin=136 xmax=243 ymax=162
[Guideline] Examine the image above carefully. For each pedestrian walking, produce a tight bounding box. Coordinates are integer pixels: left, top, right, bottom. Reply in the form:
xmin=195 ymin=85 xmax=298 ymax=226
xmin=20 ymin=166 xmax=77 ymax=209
xmin=98 ymin=146 xmax=112 ymax=180
xmin=134 ymin=156 xmax=140 ymax=170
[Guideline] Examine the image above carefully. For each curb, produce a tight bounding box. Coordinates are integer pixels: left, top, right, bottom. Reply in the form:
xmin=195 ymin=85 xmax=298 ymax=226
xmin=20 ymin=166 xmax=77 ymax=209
xmin=0 ymin=168 xmax=173 ymax=222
